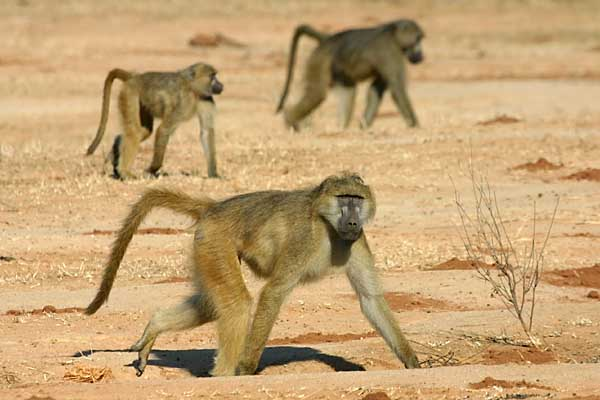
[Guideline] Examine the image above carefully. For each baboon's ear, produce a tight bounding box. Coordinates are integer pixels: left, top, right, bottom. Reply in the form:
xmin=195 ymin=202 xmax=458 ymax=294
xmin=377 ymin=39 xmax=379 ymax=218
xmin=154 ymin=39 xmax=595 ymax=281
xmin=182 ymin=67 xmax=196 ymax=81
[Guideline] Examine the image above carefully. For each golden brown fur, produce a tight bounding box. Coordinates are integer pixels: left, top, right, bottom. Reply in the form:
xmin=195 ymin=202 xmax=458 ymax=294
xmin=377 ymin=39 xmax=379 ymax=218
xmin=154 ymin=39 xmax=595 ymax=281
xmin=85 ymin=173 xmax=420 ymax=376
xmin=277 ymin=20 xmax=424 ymax=130
xmin=86 ymin=63 xmax=223 ymax=179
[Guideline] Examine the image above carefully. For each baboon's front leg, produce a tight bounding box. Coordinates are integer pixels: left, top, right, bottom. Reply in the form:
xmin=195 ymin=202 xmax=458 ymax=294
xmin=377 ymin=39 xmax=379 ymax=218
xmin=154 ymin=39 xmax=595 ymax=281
xmin=237 ymin=279 xmax=296 ymax=375
xmin=345 ymin=241 xmax=420 ymax=369
xmin=360 ymin=77 xmax=387 ymax=129
xmin=379 ymin=59 xmax=418 ymax=128
xmin=198 ymin=100 xmax=218 ymax=178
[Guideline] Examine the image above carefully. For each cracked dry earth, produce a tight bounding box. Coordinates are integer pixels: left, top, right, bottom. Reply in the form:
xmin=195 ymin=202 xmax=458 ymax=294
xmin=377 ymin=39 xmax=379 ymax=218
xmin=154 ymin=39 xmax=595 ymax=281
xmin=1 ymin=1 xmax=600 ymax=399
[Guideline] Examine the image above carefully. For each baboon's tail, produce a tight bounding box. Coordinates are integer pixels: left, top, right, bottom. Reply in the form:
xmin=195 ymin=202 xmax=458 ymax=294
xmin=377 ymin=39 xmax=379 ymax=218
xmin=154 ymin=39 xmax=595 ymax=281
xmin=85 ymin=188 xmax=215 ymax=315
xmin=85 ymin=68 xmax=132 ymax=155
xmin=276 ymin=24 xmax=328 ymax=113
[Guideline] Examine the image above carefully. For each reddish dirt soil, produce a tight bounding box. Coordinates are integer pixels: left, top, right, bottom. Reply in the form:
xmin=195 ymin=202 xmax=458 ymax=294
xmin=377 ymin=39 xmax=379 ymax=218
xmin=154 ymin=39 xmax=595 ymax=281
xmin=361 ymin=392 xmax=391 ymax=400
xmin=429 ymin=257 xmax=493 ymax=271
xmin=563 ymin=168 xmax=600 ymax=182
xmin=479 ymin=347 xmax=558 ymax=365
xmin=476 ymin=114 xmax=522 ymax=126
xmin=469 ymin=376 xmax=553 ymax=390
xmin=513 ymin=157 xmax=563 ymax=171
xmin=268 ymin=331 xmax=378 ymax=346
xmin=1 ymin=1 xmax=600 ymax=399
xmin=545 ymin=264 xmax=600 ymax=288
xmin=587 ymin=290 xmax=600 ymax=299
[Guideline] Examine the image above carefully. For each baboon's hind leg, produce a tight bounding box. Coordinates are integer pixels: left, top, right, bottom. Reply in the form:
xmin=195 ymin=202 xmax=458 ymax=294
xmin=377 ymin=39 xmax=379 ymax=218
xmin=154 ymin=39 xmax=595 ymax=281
xmin=284 ymin=51 xmax=331 ymax=130
xmin=131 ymin=293 xmax=217 ymax=376
xmin=114 ymin=88 xmax=152 ymax=179
xmin=193 ymin=235 xmax=252 ymax=377
xmin=334 ymin=84 xmax=356 ymax=129
xmin=147 ymin=119 xmax=177 ymax=176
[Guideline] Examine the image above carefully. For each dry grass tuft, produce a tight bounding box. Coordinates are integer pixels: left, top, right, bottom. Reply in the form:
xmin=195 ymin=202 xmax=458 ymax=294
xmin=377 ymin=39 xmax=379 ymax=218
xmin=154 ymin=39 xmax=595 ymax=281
xmin=63 ymin=365 xmax=112 ymax=383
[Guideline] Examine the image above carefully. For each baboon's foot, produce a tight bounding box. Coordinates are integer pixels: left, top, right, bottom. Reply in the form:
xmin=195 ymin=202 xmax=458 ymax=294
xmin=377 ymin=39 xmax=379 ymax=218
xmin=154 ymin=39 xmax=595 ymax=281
xmin=112 ymin=169 xmax=138 ymax=181
xmin=145 ymin=169 xmax=168 ymax=179
xmin=132 ymin=357 xmax=146 ymax=377
xmin=235 ymin=360 xmax=258 ymax=376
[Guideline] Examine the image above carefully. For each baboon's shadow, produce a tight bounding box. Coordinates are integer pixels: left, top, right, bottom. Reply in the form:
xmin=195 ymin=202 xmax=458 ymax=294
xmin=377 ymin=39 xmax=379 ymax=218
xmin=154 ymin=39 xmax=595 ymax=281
xmin=74 ymin=346 xmax=365 ymax=377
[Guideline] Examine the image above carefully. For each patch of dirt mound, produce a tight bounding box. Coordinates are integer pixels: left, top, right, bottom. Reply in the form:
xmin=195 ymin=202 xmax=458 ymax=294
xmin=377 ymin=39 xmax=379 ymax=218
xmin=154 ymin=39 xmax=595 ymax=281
xmin=562 ymin=168 xmax=600 ymax=182
xmin=83 ymin=228 xmax=186 ymax=236
xmin=4 ymin=305 xmax=85 ymax=316
xmin=344 ymin=291 xmax=464 ymax=312
xmin=479 ymin=346 xmax=556 ymax=365
xmin=362 ymin=393 xmax=391 ymax=400
xmin=476 ymin=114 xmax=522 ymax=126
xmin=188 ymin=32 xmax=246 ymax=48
xmin=545 ymin=264 xmax=600 ymax=288
xmin=383 ymin=292 xmax=464 ymax=312
xmin=513 ymin=158 xmax=563 ymax=171
xmin=587 ymin=290 xmax=600 ymax=299
xmin=469 ymin=376 xmax=552 ymax=390
xmin=268 ymin=331 xmax=377 ymax=345
xmin=430 ymin=257 xmax=493 ymax=271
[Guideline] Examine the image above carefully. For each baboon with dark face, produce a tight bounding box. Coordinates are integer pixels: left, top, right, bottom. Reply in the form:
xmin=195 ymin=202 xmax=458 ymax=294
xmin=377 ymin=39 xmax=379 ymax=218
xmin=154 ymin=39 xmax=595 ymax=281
xmin=277 ymin=20 xmax=424 ymax=130
xmin=85 ymin=173 xmax=420 ymax=376
xmin=86 ymin=63 xmax=223 ymax=179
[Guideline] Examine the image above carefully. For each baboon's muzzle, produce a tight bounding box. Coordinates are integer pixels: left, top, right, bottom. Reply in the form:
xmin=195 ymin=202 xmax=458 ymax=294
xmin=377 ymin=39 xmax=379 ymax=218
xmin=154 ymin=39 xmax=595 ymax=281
xmin=212 ymin=79 xmax=224 ymax=95
xmin=408 ymin=50 xmax=423 ymax=64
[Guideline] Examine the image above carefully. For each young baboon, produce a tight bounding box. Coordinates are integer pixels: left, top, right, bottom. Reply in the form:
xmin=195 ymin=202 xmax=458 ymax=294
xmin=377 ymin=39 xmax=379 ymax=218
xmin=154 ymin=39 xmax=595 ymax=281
xmin=276 ymin=20 xmax=425 ymax=130
xmin=85 ymin=173 xmax=420 ymax=376
xmin=86 ymin=63 xmax=223 ymax=179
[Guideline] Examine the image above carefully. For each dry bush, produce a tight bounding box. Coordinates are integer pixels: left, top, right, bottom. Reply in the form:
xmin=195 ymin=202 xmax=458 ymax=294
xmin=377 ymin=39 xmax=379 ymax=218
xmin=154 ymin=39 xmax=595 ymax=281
xmin=63 ymin=365 xmax=112 ymax=383
xmin=453 ymin=165 xmax=558 ymax=347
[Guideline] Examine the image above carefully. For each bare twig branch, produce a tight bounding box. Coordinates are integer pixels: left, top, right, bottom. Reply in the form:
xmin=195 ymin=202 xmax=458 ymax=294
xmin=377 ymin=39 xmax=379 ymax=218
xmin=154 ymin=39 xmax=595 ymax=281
xmin=453 ymin=165 xmax=558 ymax=347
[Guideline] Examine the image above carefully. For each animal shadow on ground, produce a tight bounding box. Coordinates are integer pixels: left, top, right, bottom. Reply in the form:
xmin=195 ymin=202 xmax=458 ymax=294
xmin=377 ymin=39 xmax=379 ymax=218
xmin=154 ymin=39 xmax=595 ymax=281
xmin=73 ymin=346 xmax=365 ymax=376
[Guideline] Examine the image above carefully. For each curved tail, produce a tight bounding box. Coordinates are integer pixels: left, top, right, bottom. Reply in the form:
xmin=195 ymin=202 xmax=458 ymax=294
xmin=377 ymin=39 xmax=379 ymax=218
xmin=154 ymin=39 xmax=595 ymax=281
xmin=85 ymin=188 xmax=216 ymax=315
xmin=276 ymin=24 xmax=328 ymax=113
xmin=86 ymin=68 xmax=132 ymax=155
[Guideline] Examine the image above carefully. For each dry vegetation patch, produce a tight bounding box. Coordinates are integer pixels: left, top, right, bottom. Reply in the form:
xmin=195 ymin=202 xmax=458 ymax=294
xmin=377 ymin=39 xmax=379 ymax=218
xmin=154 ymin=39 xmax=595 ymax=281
xmin=63 ymin=365 xmax=112 ymax=383
xmin=4 ymin=305 xmax=84 ymax=316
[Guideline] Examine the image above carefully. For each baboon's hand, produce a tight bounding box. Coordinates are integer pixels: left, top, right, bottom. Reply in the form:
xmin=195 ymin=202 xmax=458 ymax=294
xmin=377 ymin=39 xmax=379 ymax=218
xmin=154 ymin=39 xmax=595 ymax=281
xmin=403 ymin=353 xmax=421 ymax=369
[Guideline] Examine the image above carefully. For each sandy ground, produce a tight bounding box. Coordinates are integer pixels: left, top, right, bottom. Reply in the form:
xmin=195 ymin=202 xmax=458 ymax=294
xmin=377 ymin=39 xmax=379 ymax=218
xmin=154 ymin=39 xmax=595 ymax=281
xmin=1 ymin=1 xmax=600 ymax=399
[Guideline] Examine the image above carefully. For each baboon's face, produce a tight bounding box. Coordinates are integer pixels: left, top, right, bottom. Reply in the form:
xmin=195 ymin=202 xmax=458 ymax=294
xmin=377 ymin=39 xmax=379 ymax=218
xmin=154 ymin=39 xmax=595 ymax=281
xmin=187 ymin=63 xmax=224 ymax=97
xmin=335 ymin=195 xmax=365 ymax=241
xmin=316 ymin=174 xmax=375 ymax=242
xmin=392 ymin=20 xmax=425 ymax=64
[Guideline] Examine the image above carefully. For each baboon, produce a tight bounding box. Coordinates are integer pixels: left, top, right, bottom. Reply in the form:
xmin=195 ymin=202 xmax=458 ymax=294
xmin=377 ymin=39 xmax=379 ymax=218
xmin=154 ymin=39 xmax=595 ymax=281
xmin=85 ymin=173 xmax=420 ymax=376
xmin=86 ymin=63 xmax=223 ymax=179
xmin=276 ymin=20 xmax=424 ymax=130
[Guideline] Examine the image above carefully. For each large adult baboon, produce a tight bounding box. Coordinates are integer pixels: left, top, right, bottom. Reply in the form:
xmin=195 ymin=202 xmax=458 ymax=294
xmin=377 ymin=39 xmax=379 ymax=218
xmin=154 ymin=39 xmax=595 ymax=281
xmin=85 ymin=173 xmax=420 ymax=376
xmin=277 ymin=20 xmax=424 ymax=130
